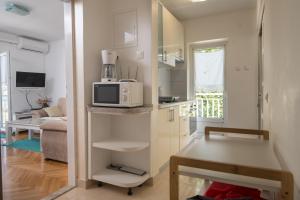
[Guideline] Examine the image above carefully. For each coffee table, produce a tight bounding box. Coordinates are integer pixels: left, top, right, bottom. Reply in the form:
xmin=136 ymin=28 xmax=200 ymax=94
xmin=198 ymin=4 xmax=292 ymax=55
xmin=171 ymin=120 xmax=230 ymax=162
xmin=5 ymin=118 xmax=45 ymax=150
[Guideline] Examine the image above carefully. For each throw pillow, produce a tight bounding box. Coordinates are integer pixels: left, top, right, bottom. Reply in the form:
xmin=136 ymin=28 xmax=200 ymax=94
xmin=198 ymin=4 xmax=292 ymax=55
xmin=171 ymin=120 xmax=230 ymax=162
xmin=44 ymin=106 xmax=64 ymax=117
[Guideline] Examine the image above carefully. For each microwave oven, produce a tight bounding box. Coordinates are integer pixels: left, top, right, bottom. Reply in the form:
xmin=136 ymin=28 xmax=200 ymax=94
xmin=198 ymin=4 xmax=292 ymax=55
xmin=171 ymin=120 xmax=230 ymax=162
xmin=92 ymin=82 xmax=143 ymax=107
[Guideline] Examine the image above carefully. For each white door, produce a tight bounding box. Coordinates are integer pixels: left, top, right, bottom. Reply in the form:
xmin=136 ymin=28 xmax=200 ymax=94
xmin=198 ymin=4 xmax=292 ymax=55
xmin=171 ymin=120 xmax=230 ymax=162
xmin=0 ymin=52 xmax=12 ymax=128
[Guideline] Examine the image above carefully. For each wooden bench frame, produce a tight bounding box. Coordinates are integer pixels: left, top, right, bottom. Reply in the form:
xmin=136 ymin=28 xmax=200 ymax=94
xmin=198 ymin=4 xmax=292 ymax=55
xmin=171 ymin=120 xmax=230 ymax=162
xmin=170 ymin=127 xmax=293 ymax=200
xmin=205 ymin=126 xmax=270 ymax=141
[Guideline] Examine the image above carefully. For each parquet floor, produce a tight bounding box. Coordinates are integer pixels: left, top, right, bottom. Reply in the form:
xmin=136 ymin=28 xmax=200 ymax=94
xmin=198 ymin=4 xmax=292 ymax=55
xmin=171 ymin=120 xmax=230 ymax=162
xmin=1 ymin=132 xmax=68 ymax=200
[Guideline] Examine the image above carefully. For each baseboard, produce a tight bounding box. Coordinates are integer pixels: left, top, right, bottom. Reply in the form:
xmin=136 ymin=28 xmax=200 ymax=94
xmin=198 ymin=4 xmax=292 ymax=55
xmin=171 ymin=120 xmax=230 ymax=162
xmin=77 ymin=179 xmax=96 ymax=189
xmin=41 ymin=185 xmax=75 ymax=200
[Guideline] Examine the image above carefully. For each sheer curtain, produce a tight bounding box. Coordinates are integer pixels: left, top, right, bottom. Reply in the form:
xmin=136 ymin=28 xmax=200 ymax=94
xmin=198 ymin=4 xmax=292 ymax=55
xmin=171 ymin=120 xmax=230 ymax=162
xmin=193 ymin=47 xmax=224 ymax=92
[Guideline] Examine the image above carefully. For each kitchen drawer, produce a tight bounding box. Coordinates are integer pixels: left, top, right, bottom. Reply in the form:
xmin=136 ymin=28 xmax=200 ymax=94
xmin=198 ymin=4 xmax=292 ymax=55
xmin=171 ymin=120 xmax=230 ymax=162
xmin=179 ymin=116 xmax=190 ymax=150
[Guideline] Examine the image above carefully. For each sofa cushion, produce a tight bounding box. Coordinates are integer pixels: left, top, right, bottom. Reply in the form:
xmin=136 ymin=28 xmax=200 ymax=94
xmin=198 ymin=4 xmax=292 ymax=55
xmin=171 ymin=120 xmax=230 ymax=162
xmin=41 ymin=120 xmax=67 ymax=131
xmin=31 ymin=109 xmax=49 ymax=118
xmin=44 ymin=106 xmax=64 ymax=117
xmin=57 ymin=98 xmax=67 ymax=116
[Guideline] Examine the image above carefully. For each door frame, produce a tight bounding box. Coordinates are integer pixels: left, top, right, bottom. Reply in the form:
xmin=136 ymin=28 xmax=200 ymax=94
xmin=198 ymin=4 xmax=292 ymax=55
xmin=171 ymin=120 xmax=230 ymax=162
xmin=64 ymin=0 xmax=77 ymax=189
xmin=188 ymin=39 xmax=228 ymax=124
xmin=257 ymin=2 xmax=265 ymax=130
xmin=0 ymin=52 xmax=12 ymax=128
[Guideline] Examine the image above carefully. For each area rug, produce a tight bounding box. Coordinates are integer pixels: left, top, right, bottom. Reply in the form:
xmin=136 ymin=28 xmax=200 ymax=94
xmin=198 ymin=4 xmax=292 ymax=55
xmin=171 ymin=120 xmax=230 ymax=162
xmin=0 ymin=130 xmax=6 ymax=138
xmin=7 ymin=139 xmax=41 ymax=153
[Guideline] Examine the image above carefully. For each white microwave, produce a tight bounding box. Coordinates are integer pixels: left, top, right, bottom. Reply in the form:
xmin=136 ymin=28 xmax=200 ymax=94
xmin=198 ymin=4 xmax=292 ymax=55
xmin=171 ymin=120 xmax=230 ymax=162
xmin=92 ymin=82 xmax=143 ymax=107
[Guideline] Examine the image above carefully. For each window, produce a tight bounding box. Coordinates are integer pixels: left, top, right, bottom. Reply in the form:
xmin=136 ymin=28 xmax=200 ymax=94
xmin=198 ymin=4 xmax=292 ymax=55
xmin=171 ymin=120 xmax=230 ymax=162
xmin=193 ymin=46 xmax=225 ymax=121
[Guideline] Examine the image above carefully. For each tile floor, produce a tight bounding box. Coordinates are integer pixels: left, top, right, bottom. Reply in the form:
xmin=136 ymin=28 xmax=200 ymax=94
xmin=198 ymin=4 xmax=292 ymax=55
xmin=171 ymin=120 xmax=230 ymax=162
xmin=57 ymin=167 xmax=208 ymax=200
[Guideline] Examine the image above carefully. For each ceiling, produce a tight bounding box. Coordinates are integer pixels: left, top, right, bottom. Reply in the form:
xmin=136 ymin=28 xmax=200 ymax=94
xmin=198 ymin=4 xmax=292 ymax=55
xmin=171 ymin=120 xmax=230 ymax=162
xmin=0 ymin=0 xmax=64 ymax=41
xmin=161 ymin=0 xmax=256 ymax=20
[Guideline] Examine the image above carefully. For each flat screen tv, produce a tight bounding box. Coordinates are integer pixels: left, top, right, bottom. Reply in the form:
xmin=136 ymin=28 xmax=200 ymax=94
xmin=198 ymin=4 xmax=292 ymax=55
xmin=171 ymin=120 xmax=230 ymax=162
xmin=16 ymin=71 xmax=46 ymax=88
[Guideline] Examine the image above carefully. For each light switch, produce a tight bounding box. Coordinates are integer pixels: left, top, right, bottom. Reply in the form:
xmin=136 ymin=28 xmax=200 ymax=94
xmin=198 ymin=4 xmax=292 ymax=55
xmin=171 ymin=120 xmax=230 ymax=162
xmin=244 ymin=65 xmax=250 ymax=71
xmin=136 ymin=50 xmax=144 ymax=60
xmin=235 ymin=66 xmax=241 ymax=71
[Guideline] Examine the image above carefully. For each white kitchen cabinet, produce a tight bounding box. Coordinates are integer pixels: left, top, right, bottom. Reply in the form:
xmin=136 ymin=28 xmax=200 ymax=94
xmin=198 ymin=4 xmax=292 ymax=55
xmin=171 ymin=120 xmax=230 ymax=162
xmin=157 ymin=106 xmax=180 ymax=168
xmin=175 ymin=19 xmax=185 ymax=61
xmin=161 ymin=6 xmax=184 ymax=67
xmin=157 ymin=107 xmax=171 ymax=168
xmin=170 ymin=107 xmax=180 ymax=155
xmin=179 ymin=103 xmax=191 ymax=150
xmin=179 ymin=116 xmax=190 ymax=151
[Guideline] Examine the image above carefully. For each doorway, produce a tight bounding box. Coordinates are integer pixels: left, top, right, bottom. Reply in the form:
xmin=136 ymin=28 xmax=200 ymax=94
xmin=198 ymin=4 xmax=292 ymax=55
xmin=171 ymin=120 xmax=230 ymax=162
xmin=0 ymin=1 xmax=76 ymax=199
xmin=192 ymin=45 xmax=225 ymax=122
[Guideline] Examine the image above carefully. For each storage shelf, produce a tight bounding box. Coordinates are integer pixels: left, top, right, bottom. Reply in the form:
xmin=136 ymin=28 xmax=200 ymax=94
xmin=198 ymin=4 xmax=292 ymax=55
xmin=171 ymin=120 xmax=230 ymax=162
xmin=92 ymin=169 xmax=150 ymax=188
xmin=180 ymin=167 xmax=281 ymax=192
xmin=92 ymin=140 xmax=149 ymax=152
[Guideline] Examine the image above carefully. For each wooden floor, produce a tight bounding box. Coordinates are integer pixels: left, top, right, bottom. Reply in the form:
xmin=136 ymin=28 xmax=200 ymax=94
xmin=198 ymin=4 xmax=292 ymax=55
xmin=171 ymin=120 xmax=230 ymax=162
xmin=1 ymin=132 xmax=68 ymax=200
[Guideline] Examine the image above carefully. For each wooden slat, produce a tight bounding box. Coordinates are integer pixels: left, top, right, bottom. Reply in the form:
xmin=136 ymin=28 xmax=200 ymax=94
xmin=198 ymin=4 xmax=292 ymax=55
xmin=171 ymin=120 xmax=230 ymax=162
xmin=170 ymin=156 xmax=293 ymax=200
xmin=205 ymin=126 xmax=269 ymax=140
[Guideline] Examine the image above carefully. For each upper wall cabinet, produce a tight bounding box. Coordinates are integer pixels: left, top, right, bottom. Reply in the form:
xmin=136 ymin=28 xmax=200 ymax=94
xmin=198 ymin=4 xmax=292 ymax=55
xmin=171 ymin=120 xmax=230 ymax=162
xmin=158 ymin=4 xmax=184 ymax=67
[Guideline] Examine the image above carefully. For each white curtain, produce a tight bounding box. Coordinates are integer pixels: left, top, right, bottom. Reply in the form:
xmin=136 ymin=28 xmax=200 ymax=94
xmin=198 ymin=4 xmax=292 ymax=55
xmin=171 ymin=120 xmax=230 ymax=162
xmin=194 ymin=47 xmax=224 ymax=92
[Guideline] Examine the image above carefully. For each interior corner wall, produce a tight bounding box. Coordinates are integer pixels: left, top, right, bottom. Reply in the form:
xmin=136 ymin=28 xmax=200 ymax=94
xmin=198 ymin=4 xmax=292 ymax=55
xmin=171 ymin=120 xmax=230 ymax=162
xmin=184 ymin=9 xmax=258 ymax=130
xmin=74 ymin=0 xmax=153 ymax=182
xmin=45 ymin=40 xmax=66 ymax=105
xmin=262 ymin=0 xmax=300 ymax=195
xmin=0 ymin=41 xmax=45 ymax=113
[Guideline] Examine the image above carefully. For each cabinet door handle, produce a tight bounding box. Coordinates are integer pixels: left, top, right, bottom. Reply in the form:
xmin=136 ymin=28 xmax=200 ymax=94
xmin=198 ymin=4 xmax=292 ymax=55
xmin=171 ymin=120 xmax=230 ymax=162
xmin=169 ymin=110 xmax=172 ymax=122
xmin=172 ymin=110 xmax=175 ymax=121
xmin=164 ymin=50 xmax=167 ymax=62
xmin=178 ymin=49 xmax=182 ymax=58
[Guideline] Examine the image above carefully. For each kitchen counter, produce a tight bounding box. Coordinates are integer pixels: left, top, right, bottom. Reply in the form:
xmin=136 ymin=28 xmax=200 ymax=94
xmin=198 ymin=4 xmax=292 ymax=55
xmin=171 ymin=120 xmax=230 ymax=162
xmin=158 ymin=100 xmax=195 ymax=109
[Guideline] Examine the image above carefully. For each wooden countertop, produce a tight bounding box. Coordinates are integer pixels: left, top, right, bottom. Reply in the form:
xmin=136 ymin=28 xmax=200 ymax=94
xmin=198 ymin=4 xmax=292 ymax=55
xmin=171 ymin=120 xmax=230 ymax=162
xmin=87 ymin=105 xmax=153 ymax=115
xmin=158 ymin=100 xmax=195 ymax=109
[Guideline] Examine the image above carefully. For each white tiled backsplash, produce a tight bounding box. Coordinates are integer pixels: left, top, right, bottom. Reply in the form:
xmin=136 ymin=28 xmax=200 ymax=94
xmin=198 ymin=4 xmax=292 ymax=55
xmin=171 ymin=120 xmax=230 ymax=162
xmin=158 ymin=63 xmax=187 ymax=100
xmin=158 ymin=67 xmax=172 ymax=96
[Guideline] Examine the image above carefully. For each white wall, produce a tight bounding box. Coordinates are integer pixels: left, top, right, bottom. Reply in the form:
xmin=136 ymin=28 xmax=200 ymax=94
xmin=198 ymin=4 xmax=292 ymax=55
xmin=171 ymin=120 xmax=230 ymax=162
xmin=109 ymin=0 xmax=153 ymax=104
xmin=0 ymin=41 xmax=45 ymax=113
xmin=262 ymin=0 xmax=300 ymax=196
xmin=74 ymin=0 xmax=112 ymax=183
xmin=184 ymin=9 xmax=258 ymax=130
xmin=45 ymin=40 xmax=66 ymax=104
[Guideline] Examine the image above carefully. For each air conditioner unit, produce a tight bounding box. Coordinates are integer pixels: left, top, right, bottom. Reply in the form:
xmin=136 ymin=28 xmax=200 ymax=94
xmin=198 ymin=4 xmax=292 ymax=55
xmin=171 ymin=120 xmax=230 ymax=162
xmin=0 ymin=31 xmax=18 ymax=44
xmin=17 ymin=37 xmax=49 ymax=54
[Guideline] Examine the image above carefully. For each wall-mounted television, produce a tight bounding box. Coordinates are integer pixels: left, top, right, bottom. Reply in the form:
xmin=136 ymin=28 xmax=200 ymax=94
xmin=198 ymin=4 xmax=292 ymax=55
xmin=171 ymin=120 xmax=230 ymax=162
xmin=16 ymin=71 xmax=46 ymax=88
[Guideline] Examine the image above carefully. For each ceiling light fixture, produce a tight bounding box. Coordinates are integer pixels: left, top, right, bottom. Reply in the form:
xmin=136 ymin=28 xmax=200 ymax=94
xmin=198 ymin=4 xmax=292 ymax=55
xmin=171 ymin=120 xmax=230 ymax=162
xmin=5 ymin=2 xmax=31 ymax=16
xmin=191 ymin=0 xmax=207 ymax=2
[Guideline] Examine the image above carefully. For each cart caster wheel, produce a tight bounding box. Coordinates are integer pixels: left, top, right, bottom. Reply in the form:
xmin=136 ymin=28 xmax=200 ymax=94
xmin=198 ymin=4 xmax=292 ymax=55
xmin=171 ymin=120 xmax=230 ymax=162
xmin=128 ymin=188 xmax=133 ymax=196
xmin=97 ymin=181 xmax=103 ymax=187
